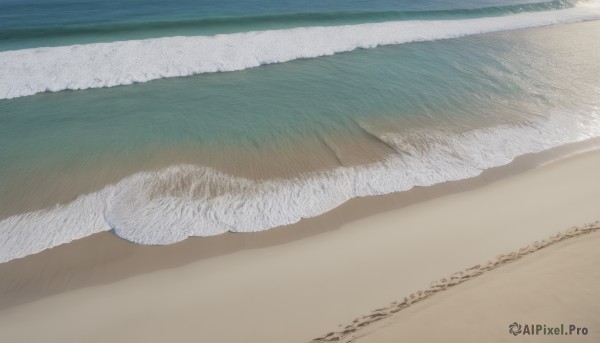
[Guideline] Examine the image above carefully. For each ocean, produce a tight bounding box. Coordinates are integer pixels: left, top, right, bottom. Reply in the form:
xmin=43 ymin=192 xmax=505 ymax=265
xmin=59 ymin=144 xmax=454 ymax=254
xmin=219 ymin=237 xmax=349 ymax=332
xmin=1 ymin=0 xmax=599 ymax=261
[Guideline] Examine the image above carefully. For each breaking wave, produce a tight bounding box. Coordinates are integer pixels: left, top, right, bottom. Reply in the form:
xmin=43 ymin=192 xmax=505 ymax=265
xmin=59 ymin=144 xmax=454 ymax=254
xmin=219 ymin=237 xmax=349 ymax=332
xmin=1 ymin=2 xmax=599 ymax=99
xmin=1 ymin=111 xmax=599 ymax=262
xmin=0 ymin=1 xmax=575 ymax=41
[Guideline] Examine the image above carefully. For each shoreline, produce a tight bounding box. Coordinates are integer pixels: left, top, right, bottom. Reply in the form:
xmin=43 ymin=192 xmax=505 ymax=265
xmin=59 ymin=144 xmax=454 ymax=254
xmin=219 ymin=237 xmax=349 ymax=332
xmin=4 ymin=19 xmax=600 ymax=258
xmin=0 ymin=142 xmax=599 ymax=342
xmin=1 ymin=137 xmax=600 ymax=311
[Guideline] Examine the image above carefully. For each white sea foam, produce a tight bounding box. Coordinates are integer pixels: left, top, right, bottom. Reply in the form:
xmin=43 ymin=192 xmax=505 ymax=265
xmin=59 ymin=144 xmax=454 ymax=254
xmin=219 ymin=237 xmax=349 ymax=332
xmin=0 ymin=188 xmax=113 ymax=262
xmin=1 ymin=4 xmax=600 ymax=99
xmin=1 ymin=111 xmax=599 ymax=262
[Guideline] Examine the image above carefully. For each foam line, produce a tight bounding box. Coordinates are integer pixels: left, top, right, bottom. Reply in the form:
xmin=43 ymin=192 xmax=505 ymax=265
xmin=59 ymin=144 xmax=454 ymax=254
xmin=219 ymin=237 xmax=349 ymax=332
xmin=1 ymin=4 xmax=599 ymax=99
xmin=1 ymin=112 xmax=599 ymax=263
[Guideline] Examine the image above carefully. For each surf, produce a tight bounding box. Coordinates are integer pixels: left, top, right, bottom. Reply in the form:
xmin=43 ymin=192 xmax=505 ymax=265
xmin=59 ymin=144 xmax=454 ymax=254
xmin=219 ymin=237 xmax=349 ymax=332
xmin=1 ymin=111 xmax=599 ymax=263
xmin=0 ymin=0 xmax=574 ymax=43
xmin=1 ymin=2 xmax=599 ymax=100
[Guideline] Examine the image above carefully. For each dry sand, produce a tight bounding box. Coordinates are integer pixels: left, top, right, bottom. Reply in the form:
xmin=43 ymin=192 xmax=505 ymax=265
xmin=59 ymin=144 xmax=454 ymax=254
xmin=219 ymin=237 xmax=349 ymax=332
xmin=338 ymin=228 xmax=600 ymax=343
xmin=1 ymin=148 xmax=600 ymax=342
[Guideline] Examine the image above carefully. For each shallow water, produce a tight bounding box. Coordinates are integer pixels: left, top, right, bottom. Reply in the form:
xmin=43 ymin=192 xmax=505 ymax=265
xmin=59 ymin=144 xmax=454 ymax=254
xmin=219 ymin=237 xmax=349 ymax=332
xmin=1 ymin=0 xmax=599 ymax=261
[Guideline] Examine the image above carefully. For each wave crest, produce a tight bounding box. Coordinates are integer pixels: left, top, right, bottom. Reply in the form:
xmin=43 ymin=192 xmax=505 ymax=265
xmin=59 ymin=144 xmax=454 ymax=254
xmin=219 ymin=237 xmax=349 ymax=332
xmin=1 ymin=112 xmax=599 ymax=262
xmin=1 ymin=4 xmax=599 ymax=99
xmin=0 ymin=0 xmax=574 ymax=42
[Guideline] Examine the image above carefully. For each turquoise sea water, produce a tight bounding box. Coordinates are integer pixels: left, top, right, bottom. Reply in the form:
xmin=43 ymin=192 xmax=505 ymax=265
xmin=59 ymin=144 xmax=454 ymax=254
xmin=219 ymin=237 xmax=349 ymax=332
xmin=1 ymin=0 xmax=599 ymax=261
xmin=0 ymin=0 xmax=572 ymax=50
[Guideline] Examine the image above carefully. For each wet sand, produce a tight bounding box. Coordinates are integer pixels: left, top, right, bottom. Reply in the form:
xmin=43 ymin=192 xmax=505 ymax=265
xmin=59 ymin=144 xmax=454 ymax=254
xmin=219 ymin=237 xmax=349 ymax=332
xmin=1 ymin=144 xmax=599 ymax=342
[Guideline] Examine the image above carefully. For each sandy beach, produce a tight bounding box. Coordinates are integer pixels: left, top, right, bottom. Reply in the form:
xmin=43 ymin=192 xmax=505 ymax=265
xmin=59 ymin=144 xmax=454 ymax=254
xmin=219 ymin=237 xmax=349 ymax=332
xmin=326 ymin=227 xmax=600 ymax=343
xmin=2 ymin=2 xmax=600 ymax=342
xmin=1 ymin=146 xmax=600 ymax=342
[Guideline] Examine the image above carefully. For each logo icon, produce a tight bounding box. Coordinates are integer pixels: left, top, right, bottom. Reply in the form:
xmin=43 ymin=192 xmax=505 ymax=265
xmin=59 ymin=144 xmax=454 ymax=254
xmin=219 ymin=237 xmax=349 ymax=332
xmin=509 ymin=322 xmax=522 ymax=336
